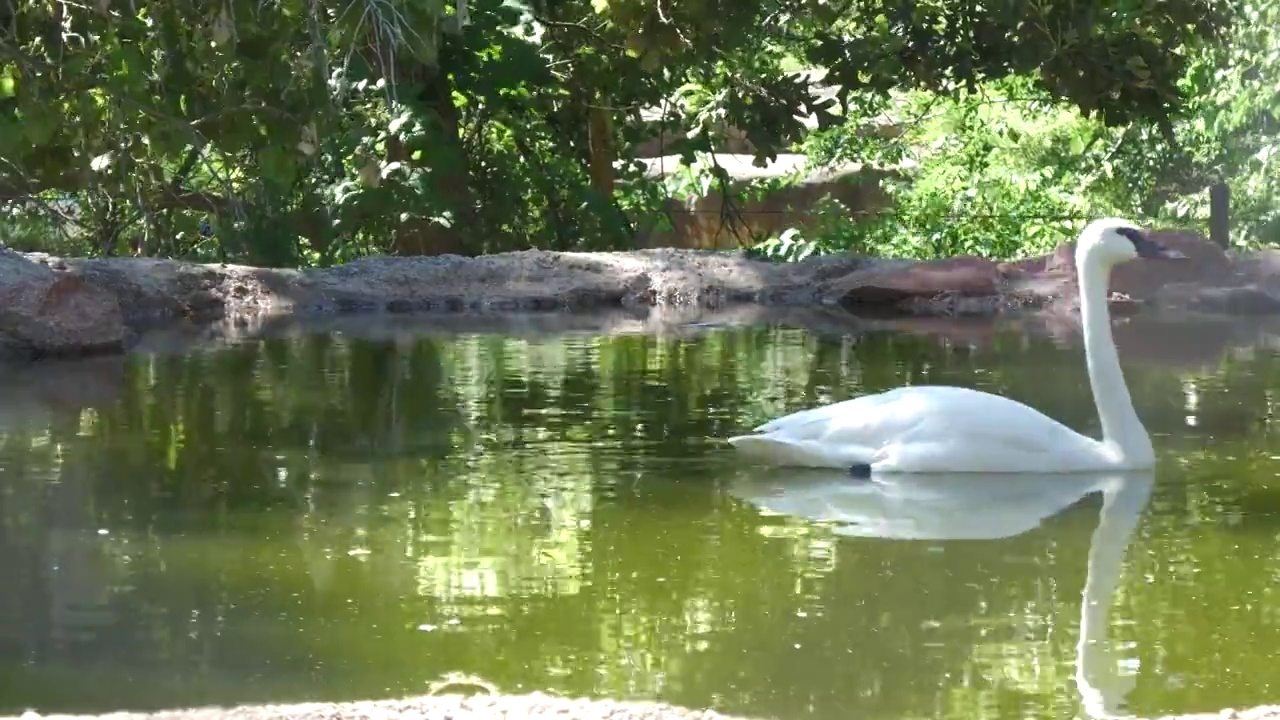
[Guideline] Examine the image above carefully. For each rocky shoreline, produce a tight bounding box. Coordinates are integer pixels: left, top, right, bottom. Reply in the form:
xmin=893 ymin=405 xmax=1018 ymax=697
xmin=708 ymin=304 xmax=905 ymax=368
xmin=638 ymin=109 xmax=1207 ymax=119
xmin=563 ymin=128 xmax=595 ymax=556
xmin=4 ymin=693 xmax=1279 ymax=720
xmin=4 ymin=227 xmax=1280 ymax=361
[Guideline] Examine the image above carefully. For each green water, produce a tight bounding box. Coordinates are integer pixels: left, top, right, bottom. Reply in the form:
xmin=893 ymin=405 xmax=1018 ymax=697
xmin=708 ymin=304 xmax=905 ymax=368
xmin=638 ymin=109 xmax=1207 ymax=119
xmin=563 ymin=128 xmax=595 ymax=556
xmin=2 ymin=320 xmax=1279 ymax=720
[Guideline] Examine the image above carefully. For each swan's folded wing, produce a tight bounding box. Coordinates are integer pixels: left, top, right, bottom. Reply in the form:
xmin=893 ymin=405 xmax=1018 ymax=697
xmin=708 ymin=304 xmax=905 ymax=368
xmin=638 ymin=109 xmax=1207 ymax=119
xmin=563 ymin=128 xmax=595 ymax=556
xmin=737 ymin=385 xmax=1103 ymax=472
xmin=753 ymin=388 xmax=916 ymax=438
xmin=867 ymin=396 xmax=1106 ymax=472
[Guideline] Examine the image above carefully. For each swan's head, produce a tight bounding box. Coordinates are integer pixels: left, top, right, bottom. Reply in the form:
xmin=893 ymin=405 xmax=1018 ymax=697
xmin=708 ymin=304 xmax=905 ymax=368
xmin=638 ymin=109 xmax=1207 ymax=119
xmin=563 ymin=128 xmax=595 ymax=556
xmin=1077 ymin=218 xmax=1187 ymax=269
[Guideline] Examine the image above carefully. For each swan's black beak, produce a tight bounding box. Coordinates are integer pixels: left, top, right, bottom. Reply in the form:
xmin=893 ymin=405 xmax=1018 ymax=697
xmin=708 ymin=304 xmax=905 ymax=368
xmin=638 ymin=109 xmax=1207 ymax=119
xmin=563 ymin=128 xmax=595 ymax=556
xmin=1117 ymin=227 xmax=1188 ymax=260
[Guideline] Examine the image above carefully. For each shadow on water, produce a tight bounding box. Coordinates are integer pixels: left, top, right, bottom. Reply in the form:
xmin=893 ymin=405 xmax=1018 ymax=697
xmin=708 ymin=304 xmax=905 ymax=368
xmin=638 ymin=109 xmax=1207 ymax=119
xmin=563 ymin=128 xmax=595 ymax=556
xmin=56 ymin=303 xmax=1280 ymax=363
xmin=1 ymin=312 xmax=1279 ymax=719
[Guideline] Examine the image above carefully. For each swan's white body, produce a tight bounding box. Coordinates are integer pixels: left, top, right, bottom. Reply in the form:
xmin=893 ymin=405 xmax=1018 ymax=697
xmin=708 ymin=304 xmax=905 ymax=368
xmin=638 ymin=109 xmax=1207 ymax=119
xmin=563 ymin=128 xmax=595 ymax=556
xmin=727 ymin=218 xmax=1182 ymax=473
xmin=732 ymin=386 xmax=1120 ymax=473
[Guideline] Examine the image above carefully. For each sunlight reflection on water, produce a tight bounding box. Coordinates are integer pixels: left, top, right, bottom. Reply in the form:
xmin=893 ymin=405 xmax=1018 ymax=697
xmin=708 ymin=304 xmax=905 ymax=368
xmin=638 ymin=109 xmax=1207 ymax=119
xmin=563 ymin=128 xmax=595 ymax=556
xmin=1 ymin=316 xmax=1278 ymax=719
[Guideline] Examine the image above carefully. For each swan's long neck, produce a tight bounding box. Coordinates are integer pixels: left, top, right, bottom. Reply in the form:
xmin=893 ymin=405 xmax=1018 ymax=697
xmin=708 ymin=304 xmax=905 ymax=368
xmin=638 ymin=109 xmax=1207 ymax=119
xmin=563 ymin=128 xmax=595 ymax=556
xmin=1077 ymin=253 xmax=1152 ymax=463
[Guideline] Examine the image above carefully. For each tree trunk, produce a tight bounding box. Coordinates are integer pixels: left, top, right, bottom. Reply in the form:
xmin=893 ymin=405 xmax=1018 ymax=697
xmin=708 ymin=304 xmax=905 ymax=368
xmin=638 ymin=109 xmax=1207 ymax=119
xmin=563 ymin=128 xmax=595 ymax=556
xmin=391 ymin=66 xmax=478 ymax=257
xmin=587 ymin=101 xmax=615 ymax=198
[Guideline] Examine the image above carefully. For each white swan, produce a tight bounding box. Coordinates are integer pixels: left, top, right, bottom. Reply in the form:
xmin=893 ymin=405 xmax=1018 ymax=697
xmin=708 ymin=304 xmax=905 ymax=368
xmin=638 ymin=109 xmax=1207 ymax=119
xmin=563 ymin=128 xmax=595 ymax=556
xmin=729 ymin=468 xmax=1155 ymax=719
xmin=726 ymin=218 xmax=1186 ymax=474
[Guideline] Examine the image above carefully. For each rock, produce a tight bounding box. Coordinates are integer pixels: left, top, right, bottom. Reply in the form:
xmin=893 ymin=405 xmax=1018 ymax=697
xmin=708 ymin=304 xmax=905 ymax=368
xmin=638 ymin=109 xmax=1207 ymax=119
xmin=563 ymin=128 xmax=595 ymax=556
xmin=1001 ymin=229 xmax=1238 ymax=306
xmin=1173 ymin=284 xmax=1280 ymax=315
xmin=630 ymin=154 xmax=899 ymax=250
xmin=0 ymin=226 xmax=1272 ymax=362
xmin=0 ymin=249 xmax=126 ymax=359
xmin=66 ymin=249 xmax=881 ymax=320
xmin=23 ymin=253 xmax=286 ymax=322
xmin=1230 ymin=248 xmax=1280 ymax=292
xmin=812 ymin=227 xmax=1271 ymax=319
xmin=1112 ymin=229 xmax=1236 ymax=295
xmin=818 ymin=256 xmax=1003 ymax=313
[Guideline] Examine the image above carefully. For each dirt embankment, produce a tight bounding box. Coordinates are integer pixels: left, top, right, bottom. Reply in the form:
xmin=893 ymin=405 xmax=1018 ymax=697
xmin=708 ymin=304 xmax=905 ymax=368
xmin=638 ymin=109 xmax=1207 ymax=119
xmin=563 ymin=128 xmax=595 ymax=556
xmin=0 ymin=247 xmax=880 ymax=360
xmin=4 ymin=228 xmax=1280 ymax=361
xmin=5 ymin=693 xmax=1280 ymax=720
xmin=3 ymin=694 xmax=753 ymax=720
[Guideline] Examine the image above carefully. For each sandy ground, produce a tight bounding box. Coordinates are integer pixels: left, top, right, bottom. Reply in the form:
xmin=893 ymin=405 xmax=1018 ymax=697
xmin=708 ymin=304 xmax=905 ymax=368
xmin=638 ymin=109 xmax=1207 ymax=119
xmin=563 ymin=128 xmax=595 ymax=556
xmin=5 ymin=694 xmax=1280 ymax=720
xmin=3 ymin=693 xmax=757 ymax=720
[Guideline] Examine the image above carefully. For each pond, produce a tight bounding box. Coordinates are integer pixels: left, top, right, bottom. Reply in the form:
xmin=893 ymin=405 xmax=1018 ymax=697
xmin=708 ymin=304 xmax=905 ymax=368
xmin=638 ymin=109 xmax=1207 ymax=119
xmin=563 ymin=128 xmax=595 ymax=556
xmin=1 ymin=315 xmax=1279 ymax=720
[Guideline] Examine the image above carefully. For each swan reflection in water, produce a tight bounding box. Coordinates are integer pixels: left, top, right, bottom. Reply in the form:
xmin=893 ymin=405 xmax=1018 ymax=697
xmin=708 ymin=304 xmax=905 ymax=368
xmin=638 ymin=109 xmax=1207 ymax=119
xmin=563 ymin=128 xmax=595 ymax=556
xmin=728 ymin=469 xmax=1155 ymax=720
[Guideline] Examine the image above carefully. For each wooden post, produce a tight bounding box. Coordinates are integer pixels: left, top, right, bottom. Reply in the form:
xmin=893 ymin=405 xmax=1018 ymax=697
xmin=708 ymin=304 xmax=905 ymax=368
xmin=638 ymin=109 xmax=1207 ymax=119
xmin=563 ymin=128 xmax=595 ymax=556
xmin=1210 ymin=181 xmax=1230 ymax=248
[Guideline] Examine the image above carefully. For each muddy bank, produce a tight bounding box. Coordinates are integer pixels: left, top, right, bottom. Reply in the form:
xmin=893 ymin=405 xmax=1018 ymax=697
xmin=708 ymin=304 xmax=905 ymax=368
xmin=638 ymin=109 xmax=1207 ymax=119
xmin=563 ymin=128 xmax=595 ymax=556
xmin=5 ymin=227 xmax=1280 ymax=361
xmin=1 ymin=694 xmax=756 ymax=720
xmin=5 ymin=695 xmax=1279 ymax=720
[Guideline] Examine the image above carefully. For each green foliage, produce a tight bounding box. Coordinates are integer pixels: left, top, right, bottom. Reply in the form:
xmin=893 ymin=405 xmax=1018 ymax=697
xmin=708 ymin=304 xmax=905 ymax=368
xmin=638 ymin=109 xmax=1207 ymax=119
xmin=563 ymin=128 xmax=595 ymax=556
xmin=750 ymin=0 xmax=1280 ymax=262
xmin=815 ymin=82 xmax=1136 ymax=259
xmin=1124 ymin=0 xmax=1280 ymax=245
xmin=0 ymin=0 xmax=1255 ymax=264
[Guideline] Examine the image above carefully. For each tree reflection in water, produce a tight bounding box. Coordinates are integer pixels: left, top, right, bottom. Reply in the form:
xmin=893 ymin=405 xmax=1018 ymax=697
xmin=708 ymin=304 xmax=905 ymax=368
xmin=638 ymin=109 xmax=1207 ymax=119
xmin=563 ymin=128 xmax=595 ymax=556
xmin=0 ymin=319 xmax=1278 ymax=719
